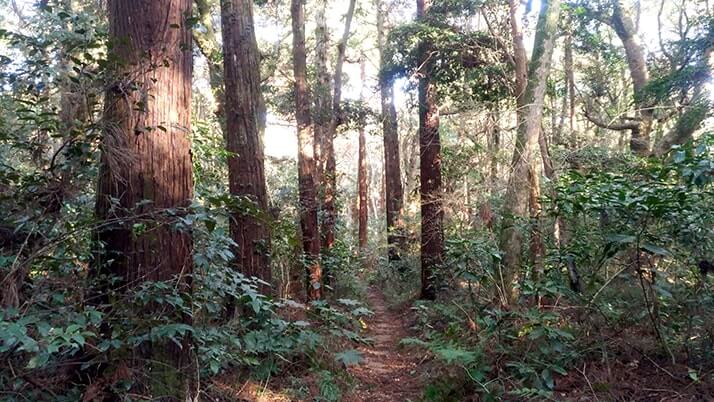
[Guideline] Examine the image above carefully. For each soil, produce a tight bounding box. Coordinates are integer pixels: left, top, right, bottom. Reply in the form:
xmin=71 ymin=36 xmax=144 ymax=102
xmin=344 ymin=287 xmax=424 ymax=402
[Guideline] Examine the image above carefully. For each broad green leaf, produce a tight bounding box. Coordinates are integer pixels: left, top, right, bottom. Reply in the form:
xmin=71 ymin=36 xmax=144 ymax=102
xmin=335 ymin=349 xmax=363 ymax=366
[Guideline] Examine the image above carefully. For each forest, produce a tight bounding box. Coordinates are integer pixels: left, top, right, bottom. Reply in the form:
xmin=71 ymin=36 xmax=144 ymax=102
xmin=0 ymin=0 xmax=713 ymax=400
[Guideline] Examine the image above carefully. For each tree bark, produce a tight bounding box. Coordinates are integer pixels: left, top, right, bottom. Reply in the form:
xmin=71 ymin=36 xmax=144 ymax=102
xmin=94 ymin=0 xmax=196 ymax=398
xmin=488 ymin=108 xmax=500 ymax=195
xmin=358 ymin=56 xmax=368 ymax=250
xmin=322 ymin=0 xmax=357 ymax=251
xmin=221 ymin=0 xmax=271 ymax=289
xmin=498 ymin=0 xmax=561 ymax=306
xmin=417 ymin=0 xmax=443 ymax=301
xmin=194 ymin=0 xmax=225 ymax=121
xmin=291 ymin=0 xmax=321 ymax=301
xmin=377 ymin=0 xmax=406 ymax=261
xmin=610 ymin=0 xmax=652 ymax=155
xmin=313 ymin=0 xmax=330 ymax=194
xmin=358 ymin=127 xmax=368 ymax=250
xmin=528 ymin=157 xmax=544 ymax=275
xmin=564 ymin=32 xmax=577 ymax=148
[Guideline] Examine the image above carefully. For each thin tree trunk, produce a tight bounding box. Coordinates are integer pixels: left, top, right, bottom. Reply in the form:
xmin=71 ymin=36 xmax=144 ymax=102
xmin=221 ymin=0 xmax=271 ymax=292
xmin=377 ymin=0 xmax=405 ymax=261
xmin=489 ymin=108 xmax=500 ymax=195
xmin=499 ymin=0 xmax=561 ymax=306
xmin=358 ymin=56 xmax=368 ymax=250
xmin=564 ymin=32 xmax=577 ymax=148
xmin=539 ymin=124 xmax=581 ymax=292
xmin=358 ymin=129 xmax=368 ymax=250
xmin=417 ymin=0 xmax=444 ymax=301
xmin=291 ymin=0 xmax=321 ymax=301
xmin=322 ymin=0 xmax=357 ymax=251
xmin=94 ymin=0 xmax=196 ymax=398
xmin=194 ymin=0 xmax=225 ymax=121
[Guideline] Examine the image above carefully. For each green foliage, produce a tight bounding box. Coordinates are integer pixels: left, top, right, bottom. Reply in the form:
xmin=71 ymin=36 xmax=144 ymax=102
xmin=403 ymin=292 xmax=578 ymax=399
xmin=316 ymin=369 xmax=342 ymax=402
xmin=383 ymin=10 xmax=510 ymax=105
xmin=334 ymin=349 xmax=363 ymax=366
xmin=552 ymin=135 xmax=714 ymax=368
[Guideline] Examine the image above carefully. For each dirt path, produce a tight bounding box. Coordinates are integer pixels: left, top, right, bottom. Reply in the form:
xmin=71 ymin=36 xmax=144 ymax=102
xmin=345 ymin=288 xmax=423 ymax=402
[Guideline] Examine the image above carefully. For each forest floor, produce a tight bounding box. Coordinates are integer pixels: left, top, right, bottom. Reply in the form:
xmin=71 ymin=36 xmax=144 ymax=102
xmin=344 ymin=287 xmax=424 ymax=402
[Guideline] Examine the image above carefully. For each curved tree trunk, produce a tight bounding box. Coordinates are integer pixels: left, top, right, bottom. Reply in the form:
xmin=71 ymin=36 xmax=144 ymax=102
xmin=221 ymin=0 xmax=271 ymax=291
xmin=610 ymin=0 xmax=652 ymax=155
xmin=94 ymin=0 xmax=196 ymax=398
xmin=291 ymin=0 xmax=322 ymax=301
xmin=417 ymin=0 xmax=444 ymax=301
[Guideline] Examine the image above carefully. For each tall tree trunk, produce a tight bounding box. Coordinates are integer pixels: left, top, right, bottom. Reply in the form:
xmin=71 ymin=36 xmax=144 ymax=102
xmin=94 ymin=0 xmax=196 ymax=398
xmin=498 ymin=0 xmax=561 ymax=306
xmin=194 ymin=0 xmax=225 ymax=121
xmin=322 ymin=0 xmax=357 ymax=251
xmin=291 ymin=0 xmax=321 ymax=301
xmin=313 ymin=0 xmax=330 ymax=194
xmin=221 ymin=0 xmax=271 ymax=290
xmin=610 ymin=0 xmax=652 ymax=155
xmin=377 ymin=0 xmax=405 ymax=260
xmin=564 ymin=32 xmax=577 ymax=148
xmin=528 ymin=157 xmax=544 ymax=275
xmin=488 ymin=108 xmax=500 ymax=195
xmin=358 ymin=56 xmax=368 ymax=250
xmin=358 ymin=127 xmax=368 ymax=250
xmin=417 ymin=0 xmax=443 ymax=301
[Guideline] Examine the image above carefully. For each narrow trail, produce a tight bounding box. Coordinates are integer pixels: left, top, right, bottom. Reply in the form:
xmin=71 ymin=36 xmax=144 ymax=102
xmin=345 ymin=288 xmax=423 ymax=402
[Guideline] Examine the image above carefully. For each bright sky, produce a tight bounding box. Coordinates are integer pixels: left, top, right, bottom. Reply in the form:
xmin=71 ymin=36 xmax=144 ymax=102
xmin=4 ymin=0 xmax=712 ymax=160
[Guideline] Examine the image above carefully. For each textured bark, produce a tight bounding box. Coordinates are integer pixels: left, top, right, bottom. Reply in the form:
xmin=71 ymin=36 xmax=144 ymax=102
xmin=94 ymin=0 xmax=196 ymax=398
xmin=498 ymin=0 xmax=561 ymax=306
xmin=358 ymin=127 xmax=368 ymax=250
xmin=358 ymin=57 xmax=368 ymax=250
xmin=313 ymin=0 xmax=330 ymax=191
xmin=322 ymin=0 xmax=357 ymax=251
xmin=291 ymin=0 xmax=321 ymax=301
xmin=377 ymin=0 xmax=405 ymax=261
xmin=564 ymin=32 xmax=577 ymax=148
xmin=417 ymin=0 xmax=443 ymax=301
xmin=221 ymin=0 xmax=271 ymax=287
xmin=610 ymin=0 xmax=652 ymax=155
xmin=510 ymin=0 xmax=528 ymax=114
xmin=528 ymin=161 xmax=544 ymax=275
xmin=488 ymin=109 xmax=500 ymax=195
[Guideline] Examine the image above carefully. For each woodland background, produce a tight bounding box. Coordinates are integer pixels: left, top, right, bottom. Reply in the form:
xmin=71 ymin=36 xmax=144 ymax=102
xmin=0 ymin=0 xmax=713 ymax=400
